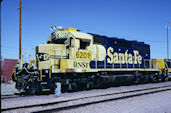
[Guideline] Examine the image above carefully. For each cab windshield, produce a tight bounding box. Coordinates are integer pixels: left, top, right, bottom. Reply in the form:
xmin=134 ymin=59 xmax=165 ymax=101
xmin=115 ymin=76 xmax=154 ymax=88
xmin=51 ymin=38 xmax=67 ymax=45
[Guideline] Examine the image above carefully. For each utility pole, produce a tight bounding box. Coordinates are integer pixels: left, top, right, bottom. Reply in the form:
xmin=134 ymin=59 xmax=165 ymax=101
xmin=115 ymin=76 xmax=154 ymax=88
xmin=166 ymin=25 xmax=170 ymax=60
xmin=19 ymin=0 xmax=22 ymax=60
xmin=0 ymin=0 xmax=2 ymax=65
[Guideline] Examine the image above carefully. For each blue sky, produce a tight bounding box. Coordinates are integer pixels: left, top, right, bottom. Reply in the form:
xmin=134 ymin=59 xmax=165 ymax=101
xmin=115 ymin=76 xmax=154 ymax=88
xmin=1 ymin=0 xmax=171 ymax=60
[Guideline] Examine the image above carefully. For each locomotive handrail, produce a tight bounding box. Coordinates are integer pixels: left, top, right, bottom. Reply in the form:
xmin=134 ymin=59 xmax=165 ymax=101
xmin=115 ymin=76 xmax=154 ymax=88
xmin=13 ymin=68 xmax=17 ymax=80
xmin=51 ymin=64 xmax=60 ymax=70
xmin=143 ymin=59 xmax=169 ymax=76
xmin=165 ymin=60 xmax=171 ymax=74
xmin=144 ymin=59 xmax=152 ymax=69
xmin=36 ymin=54 xmax=43 ymax=80
xmin=164 ymin=61 xmax=169 ymax=76
xmin=165 ymin=60 xmax=171 ymax=68
xmin=35 ymin=52 xmax=170 ymax=74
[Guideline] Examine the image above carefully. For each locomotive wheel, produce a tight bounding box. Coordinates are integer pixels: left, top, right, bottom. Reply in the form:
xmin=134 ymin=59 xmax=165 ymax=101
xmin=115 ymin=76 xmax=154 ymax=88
xmin=86 ymin=81 xmax=94 ymax=90
xmin=134 ymin=77 xmax=140 ymax=84
xmin=162 ymin=77 xmax=167 ymax=82
xmin=68 ymin=83 xmax=72 ymax=91
xmin=150 ymin=75 xmax=157 ymax=83
xmin=154 ymin=77 xmax=158 ymax=82
xmin=68 ymin=82 xmax=78 ymax=92
xmin=72 ymin=82 xmax=78 ymax=91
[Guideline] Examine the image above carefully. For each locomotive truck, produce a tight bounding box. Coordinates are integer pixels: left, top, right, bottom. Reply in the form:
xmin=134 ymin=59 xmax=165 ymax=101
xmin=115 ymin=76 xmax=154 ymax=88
xmin=12 ymin=28 xmax=171 ymax=94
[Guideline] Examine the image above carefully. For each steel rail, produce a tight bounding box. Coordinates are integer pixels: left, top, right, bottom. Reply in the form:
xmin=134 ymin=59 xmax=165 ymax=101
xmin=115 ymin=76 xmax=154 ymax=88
xmin=35 ymin=88 xmax=171 ymax=113
xmin=1 ymin=93 xmax=33 ymax=99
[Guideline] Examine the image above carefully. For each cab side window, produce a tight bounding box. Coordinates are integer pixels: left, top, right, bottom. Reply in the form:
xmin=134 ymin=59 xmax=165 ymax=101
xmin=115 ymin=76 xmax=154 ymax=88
xmin=80 ymin=39 xmax=90 ymax=49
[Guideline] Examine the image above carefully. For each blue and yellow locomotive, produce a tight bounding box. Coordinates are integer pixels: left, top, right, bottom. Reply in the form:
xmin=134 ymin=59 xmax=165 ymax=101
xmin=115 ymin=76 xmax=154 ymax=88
xmin=12 ymin=28 xmax=171 ymax=94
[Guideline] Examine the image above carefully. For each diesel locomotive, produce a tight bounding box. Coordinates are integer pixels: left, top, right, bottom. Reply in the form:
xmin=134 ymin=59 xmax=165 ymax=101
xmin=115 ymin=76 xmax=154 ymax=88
xmin=12 ymin=28 xmax=171 ymax=94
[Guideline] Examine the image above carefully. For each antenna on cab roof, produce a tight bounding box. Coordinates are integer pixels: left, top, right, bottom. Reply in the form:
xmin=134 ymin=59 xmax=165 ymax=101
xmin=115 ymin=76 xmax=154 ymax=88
xmin=50 ymin=26 xmax=62 ymax=30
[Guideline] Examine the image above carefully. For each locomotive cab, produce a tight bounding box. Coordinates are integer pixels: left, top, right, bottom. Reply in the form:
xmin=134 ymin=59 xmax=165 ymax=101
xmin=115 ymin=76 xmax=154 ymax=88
xmin=36 ymin=28 xmax=94 ymax=73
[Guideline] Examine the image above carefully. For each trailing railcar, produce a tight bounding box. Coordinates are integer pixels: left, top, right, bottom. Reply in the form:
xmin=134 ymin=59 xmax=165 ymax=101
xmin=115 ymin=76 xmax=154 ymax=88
xmin=12 ymin=28 xmax=171 ymax=94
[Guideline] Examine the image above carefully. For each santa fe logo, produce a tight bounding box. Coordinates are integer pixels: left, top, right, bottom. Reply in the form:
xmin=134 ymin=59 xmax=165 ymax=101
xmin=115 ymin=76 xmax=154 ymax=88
xmin=107 ymin=47 xmax=142 ymax=64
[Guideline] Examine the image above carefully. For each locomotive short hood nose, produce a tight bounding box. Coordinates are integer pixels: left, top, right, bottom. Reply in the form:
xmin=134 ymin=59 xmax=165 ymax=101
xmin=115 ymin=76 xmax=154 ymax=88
xmin=36 ymin=44 xmax=67 ymax=60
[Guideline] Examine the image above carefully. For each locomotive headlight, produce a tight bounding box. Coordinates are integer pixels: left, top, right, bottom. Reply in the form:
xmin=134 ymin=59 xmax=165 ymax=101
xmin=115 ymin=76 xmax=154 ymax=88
xmin=45 ymin=70 xmax=49 ymax=73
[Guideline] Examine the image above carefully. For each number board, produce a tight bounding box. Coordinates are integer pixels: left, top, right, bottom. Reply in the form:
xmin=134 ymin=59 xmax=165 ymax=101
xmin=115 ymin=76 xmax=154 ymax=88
xmin=76 ymin=51 xmax=92 ymax=60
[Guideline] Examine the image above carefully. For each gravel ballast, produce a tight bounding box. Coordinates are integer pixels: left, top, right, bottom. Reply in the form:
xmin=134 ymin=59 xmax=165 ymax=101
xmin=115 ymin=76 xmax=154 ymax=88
xmin=59 ymin=90 xmax=171 ymax=113
xmin=1 ymin=83 xmax=18 ymax=95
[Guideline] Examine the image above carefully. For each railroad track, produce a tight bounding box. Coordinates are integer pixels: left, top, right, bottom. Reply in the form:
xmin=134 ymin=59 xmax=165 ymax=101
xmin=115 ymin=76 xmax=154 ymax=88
xmin=1 ymin=93 xmax=31 ymax=99
xmin=2 ymin=84 xmax=171 ymax=113
xmin=1 ymin=94 xmax=20 ymax=99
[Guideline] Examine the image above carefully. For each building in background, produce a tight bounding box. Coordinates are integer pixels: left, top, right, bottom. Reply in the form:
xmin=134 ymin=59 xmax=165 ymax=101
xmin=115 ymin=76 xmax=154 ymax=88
xmin=1 ymin=59 xmax=17 ymax=83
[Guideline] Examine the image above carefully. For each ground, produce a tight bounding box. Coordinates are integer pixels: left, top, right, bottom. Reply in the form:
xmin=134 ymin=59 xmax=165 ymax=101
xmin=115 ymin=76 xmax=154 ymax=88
xmin=1 ymin=82 xmax=171 ymax=113
xmin=59 ymin=90 xmax=171 ymax=113
xmin=1 ymin=83 xmax=18 ymax=95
